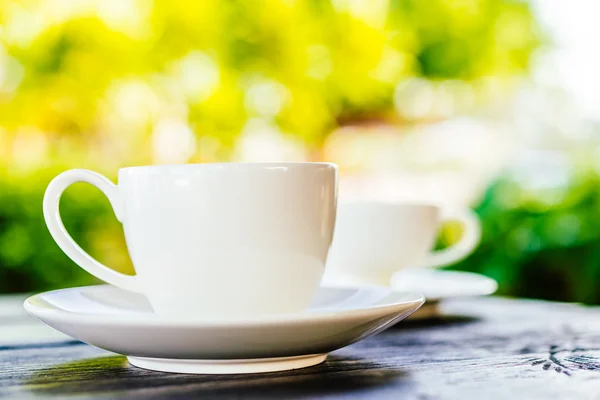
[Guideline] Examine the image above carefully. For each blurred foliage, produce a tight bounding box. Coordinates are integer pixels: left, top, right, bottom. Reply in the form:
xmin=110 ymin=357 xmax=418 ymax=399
xmin=0 ymin=166 xmax=134 ymax=293
xmin=0 ymin=0 xmax=541 ymax=294
xmin=445 ymin=152 xmax=600 ymax=304
xmin=0 ymin=0 xmax=539 ymax=152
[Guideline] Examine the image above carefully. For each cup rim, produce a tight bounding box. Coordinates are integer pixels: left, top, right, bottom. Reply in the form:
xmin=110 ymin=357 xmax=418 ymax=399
xmin=119 ymin=162 xmax=337 ymax=173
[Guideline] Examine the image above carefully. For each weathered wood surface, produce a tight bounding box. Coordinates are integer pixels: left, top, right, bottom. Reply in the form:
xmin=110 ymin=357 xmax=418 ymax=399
xmin=1 ymin=295 xmax=600 ymax=399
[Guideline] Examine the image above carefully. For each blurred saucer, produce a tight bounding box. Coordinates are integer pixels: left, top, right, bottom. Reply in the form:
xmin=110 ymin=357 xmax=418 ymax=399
xmin=24 ymin=285 xmax=424 ymax=374
xmin=392 ymin=270 xmax=497 ymax=319
xmin=391 ymin=269 xmax=497 ymax=301
xmin=323 ymin=270 xmax=497 ymax=320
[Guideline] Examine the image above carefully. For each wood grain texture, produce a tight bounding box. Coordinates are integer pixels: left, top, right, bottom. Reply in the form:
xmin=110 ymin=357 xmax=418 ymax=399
xmin=1 ymin=296 xmax=600 ymax=399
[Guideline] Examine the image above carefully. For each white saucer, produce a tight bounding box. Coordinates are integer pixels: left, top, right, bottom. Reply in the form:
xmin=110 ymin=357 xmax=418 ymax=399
xmin=322 ymin=270 xmax=497 ymax=319
xmin=323 ymin=270 xmax=497 ymax=301
xmin=24 ymin=285 xmax=424 ymax=374
xmin=390 ymin=269 xmax=498 ymax=301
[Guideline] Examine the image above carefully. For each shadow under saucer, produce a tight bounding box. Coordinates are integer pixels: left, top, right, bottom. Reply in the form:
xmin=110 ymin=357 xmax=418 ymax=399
xmin=407 ymin=301 xmax=442 ymax=320
xmin=23 ymin=354 xmax=411 ymax=398
xmin=392 ymin=301 xmax=480 ymax=329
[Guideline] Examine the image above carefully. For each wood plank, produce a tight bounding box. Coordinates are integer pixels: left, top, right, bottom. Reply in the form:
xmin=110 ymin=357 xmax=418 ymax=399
xmin=0 ymin=296 xmax=599 ymax=399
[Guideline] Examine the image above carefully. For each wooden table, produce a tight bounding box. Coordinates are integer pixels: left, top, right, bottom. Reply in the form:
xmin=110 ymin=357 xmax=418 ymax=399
xmin=1 ymin=294 xmax=600 ymax=399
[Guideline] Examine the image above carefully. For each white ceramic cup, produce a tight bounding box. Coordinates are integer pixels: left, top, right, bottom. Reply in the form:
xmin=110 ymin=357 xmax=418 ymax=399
xmin=43 ymin=163 xmax=338 ymax=318
xmin=324 ymin=202 xmax=481 ymax=286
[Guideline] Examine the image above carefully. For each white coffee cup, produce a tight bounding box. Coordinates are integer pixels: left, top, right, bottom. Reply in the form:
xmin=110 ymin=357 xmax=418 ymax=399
xmin=43 ymin=163 xmax=338 ymax=318
xmin=323 ymin=202 xmax=481 ymax=286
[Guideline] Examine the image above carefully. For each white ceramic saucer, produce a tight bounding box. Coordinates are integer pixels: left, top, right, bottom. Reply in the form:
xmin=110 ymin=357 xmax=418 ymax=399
xmin=391 ymin=269 xmax=498 ymax=302
xmin=394 ymin=269 xmax=497 ymax=319
xmin=323 ymin=270 xmax=497 ymax=319
xmin=24 ymin=285 xmax=424 ymax=374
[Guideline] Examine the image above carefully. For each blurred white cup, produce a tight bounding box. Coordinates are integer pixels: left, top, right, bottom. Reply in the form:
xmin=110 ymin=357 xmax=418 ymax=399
xmin=323 ymin=202 xmax=481 ymax=286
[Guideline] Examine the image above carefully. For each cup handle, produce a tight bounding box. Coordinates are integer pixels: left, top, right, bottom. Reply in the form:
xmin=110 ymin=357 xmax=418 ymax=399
xmin=43 ymin=169 xmax=140 ymax=292
xmin=420 ymin=208 xmax=481 ymax=269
